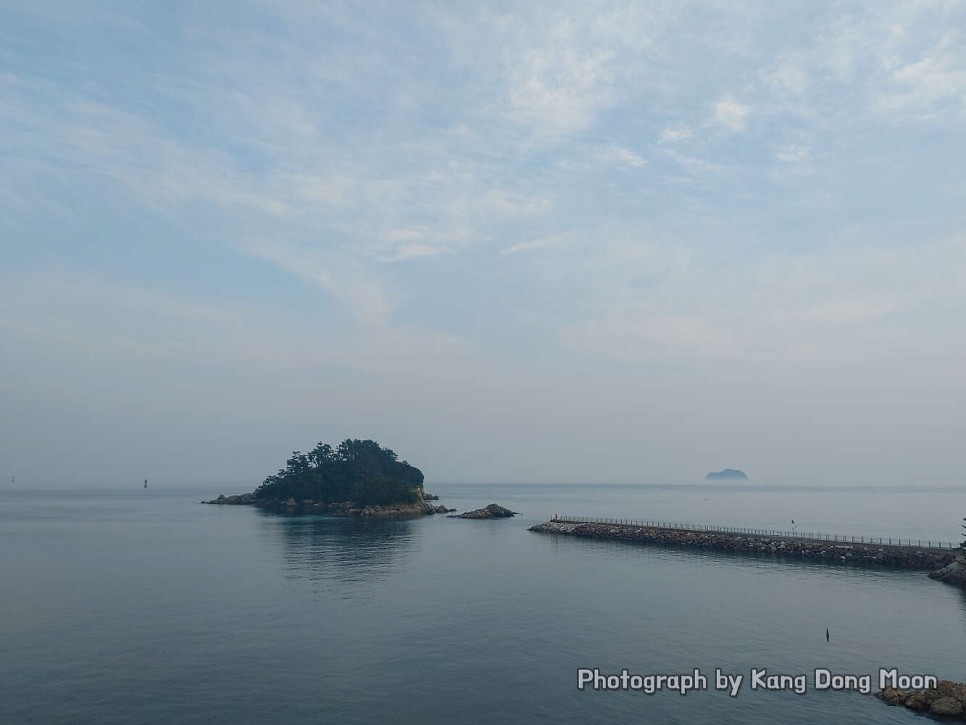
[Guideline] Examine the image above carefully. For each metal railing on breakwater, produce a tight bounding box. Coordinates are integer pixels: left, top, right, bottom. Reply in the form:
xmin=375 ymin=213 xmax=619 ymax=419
xmin=550 ymin=515 xmax=959 ymax=551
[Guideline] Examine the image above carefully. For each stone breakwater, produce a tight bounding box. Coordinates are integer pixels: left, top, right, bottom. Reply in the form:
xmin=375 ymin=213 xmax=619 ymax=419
xmin=529 ymin=521 xmax=955 ymax=570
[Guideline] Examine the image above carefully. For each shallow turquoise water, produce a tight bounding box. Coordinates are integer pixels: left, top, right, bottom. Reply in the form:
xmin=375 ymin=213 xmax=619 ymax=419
xmin=1 ymin=483 xmax=964 ymax=723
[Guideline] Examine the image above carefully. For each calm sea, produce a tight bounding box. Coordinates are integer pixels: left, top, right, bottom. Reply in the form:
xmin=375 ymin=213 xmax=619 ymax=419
xmin=2 ymin=482 xmax=965 ymax=724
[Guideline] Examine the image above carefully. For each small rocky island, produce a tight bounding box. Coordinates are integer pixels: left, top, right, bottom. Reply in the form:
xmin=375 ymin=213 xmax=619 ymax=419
xmin=204 ymin=439 xmax=451 ymax=517
xmin=705 ymin=468 xmax=749 ymax=481
xmin=449 ymin=503 xmax=518 ymax=519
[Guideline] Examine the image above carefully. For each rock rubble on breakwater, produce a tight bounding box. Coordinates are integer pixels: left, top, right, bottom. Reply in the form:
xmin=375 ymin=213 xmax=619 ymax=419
xmin=878 ymin=680 xmax=966 ymax=719
xmin=528 ymin=521 xmax=955 ymax=570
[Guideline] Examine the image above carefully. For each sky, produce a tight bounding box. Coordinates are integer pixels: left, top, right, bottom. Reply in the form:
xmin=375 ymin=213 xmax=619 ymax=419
xmin=1 ymin=1 xmax=965 ymax=488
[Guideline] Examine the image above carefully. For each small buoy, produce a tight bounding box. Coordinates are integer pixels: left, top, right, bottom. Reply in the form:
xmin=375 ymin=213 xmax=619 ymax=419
xmin=826 ymin=628 xmax=829 ymax=642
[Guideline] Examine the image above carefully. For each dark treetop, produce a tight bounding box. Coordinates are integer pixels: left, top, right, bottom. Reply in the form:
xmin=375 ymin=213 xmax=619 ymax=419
xmin=254 ymin=439 xmax=424 ymax=507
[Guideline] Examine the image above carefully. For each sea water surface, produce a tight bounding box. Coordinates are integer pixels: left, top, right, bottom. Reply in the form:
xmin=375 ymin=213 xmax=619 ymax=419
xmin=2 ymin=482 xmax=965 ymax=724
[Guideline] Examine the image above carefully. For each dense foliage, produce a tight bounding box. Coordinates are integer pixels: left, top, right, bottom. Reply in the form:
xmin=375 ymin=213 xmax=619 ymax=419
xmin=254 ymin=439 xmax=424 ymax=507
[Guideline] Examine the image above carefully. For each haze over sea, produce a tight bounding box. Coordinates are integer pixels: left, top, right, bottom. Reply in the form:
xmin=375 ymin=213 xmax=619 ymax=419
xmin=2 ymin=482 xmax=964 ymax=724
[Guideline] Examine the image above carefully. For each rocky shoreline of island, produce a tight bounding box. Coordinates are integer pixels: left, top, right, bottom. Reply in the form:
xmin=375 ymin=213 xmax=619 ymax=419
xmin=529 ymin=520 xmax=956 ymax=570
xmin=203 ymin=494 xmax=528 ymax=520
xmin=203 ymin=492 xmax=455 ymax=517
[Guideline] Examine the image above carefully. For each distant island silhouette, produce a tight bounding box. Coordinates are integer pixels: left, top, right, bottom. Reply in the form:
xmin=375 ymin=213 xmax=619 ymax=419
xmin=705 ymin=469 xmax=749 ymax=481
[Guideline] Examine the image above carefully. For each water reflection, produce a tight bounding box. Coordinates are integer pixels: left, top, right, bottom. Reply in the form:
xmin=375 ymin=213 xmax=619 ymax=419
xmin=257 ymin=510 xmax=418 ymax=587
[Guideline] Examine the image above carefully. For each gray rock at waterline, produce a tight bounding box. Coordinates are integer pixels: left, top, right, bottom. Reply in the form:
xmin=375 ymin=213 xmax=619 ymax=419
xmin=928 ymin=559 xmax=966 ymax=586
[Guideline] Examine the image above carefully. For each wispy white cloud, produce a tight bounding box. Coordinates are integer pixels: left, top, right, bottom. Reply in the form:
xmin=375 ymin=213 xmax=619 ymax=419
xmin=505 ymin=39 xmax=616 ymax=139
xmin=659 ymin=148 xmax=728 ymax=178
xmin=772 ymin=143 xmax=814 ymax=178
xmin=434 ymin=4 xmax=669 ymax=143
xmin=613 ymin=147 xmax=647 ymax=167
xmin=0 ymin=264 xmax=474 ymax=379
xmin=759 ymin=56 xmax=811 ymax=97
xmin=774 ymin=145 xmax=811 ymax=164
xmin=713 ymin=95 xmax=751 ymax=131
xmin=0 ymin=267 xmax=302 ymax=369
xmin=322 ymin=325 xmax=472 ymax=376
xmin=239 ymin=239 xmax=396 ymax=326
xmin=874 ymin=31 xmax=966 ymax=120
xmin=658 ymin=126 xmax=693 ymax=143
xmin=562 ymin=308 xmax=743 ymax=362
xmin=500 ymin=233 xmax=571 ymax=257
xmin=787 ymin=298 xmax=901 ymax=326
xmin=553 ymin=233 xmax=966 ymax=365
xmin=59 ymin=102 xmax=280 ymax=213
xmin=377 ymin=242 xmax=454 ymax=263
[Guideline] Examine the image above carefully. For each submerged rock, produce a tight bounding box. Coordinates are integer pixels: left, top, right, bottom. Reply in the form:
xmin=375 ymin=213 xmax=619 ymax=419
xmin=450 ymin=503 xmax=518 ymax=519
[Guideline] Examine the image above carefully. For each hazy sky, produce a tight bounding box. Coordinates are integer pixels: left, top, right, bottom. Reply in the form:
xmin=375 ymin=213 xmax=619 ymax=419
xmin=2 ymin=1 xmax=965 ymax=488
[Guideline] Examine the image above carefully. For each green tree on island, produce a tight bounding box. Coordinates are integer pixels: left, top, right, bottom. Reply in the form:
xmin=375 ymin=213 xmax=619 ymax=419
xmin=254 ymin=439 xmax=424 ymax=507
